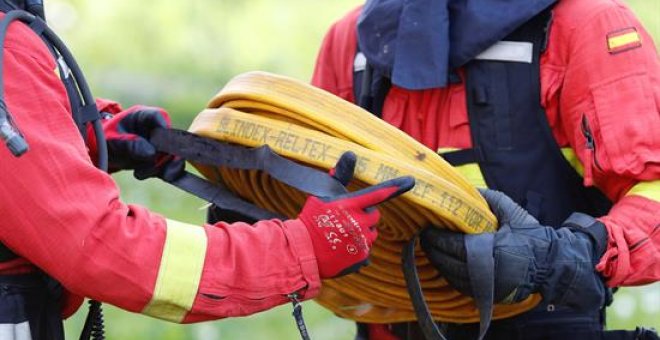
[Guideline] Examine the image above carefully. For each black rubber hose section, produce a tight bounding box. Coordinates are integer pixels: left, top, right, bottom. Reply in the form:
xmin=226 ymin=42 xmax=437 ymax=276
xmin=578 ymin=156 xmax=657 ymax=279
xmin=25 ymin=0 xmax=45 ymax=20
xmin=0 ymin=11 xmax=32 ymax=156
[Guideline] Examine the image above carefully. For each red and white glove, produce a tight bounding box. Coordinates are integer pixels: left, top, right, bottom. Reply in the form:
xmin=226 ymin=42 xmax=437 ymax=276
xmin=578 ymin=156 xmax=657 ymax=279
xmin=297 ymin=152 xmax=415 ymax=278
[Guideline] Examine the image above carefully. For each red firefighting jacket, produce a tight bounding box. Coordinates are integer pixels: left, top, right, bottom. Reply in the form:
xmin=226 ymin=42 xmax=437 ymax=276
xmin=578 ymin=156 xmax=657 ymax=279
xmin=312 ymin=0 xmax=660 ymax=287
xmin=0 ymin=14 xmax=320 ymax=322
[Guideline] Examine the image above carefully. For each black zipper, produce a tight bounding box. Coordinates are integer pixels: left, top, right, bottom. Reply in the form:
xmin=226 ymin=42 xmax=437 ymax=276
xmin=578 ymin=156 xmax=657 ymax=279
xmin=629 ymin=238 xmax=649 ymax=252
xmin=628 ymin=224 xmax=660 ymax=252
xmin=581 ymin=114 xmax=604 ymax=172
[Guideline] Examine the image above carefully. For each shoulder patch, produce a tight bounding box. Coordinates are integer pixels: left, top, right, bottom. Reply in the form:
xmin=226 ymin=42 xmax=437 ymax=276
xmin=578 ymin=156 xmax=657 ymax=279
xmin=607 ymin=27 xmax=642 ymax=54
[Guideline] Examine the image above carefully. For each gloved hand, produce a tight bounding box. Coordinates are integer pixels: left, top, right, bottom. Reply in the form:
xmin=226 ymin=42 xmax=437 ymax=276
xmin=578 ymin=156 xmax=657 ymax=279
xmin=298 ymin=152 xmax=415 ymax=279
xmin=103 ymin=105 xmax=177 ymax=174
xmin=420 ymin=189 xmax=608 ymax=310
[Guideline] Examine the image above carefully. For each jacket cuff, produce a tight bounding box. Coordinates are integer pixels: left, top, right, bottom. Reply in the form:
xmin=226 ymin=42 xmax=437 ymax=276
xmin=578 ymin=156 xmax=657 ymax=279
xmin=595 ymin=218 xmax=629 ymax=287
xmin=282 ymin=219 xmax=321 ymax=300
xmin=596 ymin=195 xmax=659 ymax=287
xmin=95 ymin=98 xmax=123 ymax=114
xmin=562 ymin=212 xmax=608 ymax=262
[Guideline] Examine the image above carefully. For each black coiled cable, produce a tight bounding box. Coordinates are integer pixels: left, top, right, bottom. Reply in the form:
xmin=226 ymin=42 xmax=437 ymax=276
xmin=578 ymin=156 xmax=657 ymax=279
xmin=80 ymin=300 xmax=105 ymax=340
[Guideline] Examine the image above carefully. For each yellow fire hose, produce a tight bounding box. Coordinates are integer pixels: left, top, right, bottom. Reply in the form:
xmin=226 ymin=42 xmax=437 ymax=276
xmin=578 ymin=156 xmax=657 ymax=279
xmin=188 ymin=71 xmax=541 ymax=323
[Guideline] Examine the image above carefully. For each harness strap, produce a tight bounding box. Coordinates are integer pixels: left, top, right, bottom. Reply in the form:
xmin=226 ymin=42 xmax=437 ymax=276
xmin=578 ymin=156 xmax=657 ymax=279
xmin=464 ymin=233 xmax=495 ymax=340
xmin=403 ymin=232 xmax=496 ymax=340
xmin=147 ymin=128 xmax=347 ymax=220
xmin=163 ymin=172 xmax=284 ymax=221
xmin=353 ymin=51 xmax=392 ymax=118
xmin=27 ymin=17 xmax=44 ymax=34
xmin=79 ymin=103 xmax=101 ymax=125
xmin=402 ymin=236 xmax=448 ymax=340
xmin=440 ymin=148 xmax=484 ymax=166
xmin=358 ymin=62 xmax=374 ymax=110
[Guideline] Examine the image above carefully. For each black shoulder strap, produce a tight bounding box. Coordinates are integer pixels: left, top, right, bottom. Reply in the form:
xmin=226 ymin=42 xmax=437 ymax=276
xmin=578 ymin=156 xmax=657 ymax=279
xmin=0 ymin=1 xmax=20 ymax=12
xmin=353 ymin=50 xmax=391 ymax=116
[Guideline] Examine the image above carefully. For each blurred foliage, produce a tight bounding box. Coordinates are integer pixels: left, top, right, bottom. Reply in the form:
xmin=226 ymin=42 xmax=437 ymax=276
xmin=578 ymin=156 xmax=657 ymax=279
xmin=47 ymin=0 xmax=364 ymax=128
xmin=44 ymin=0 xmax=660 ymax=338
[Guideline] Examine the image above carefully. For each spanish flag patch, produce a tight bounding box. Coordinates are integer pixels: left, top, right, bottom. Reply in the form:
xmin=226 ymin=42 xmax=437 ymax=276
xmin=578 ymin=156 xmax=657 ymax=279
xmin=607 ymin=27 xmax=642 ymax=54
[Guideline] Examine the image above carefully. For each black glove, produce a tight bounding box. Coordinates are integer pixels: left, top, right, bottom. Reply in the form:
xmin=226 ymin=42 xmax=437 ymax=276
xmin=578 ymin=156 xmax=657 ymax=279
xmin=420 ymin=189 xmax=608 ymax=310
xmin=103 ymin=106 xmax=183 ymax=177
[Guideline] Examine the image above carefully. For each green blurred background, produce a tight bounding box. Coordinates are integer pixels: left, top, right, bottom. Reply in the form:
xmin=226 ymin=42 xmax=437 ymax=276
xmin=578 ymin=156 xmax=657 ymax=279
xmin=42 ymin=0 xmax=659 ymax=338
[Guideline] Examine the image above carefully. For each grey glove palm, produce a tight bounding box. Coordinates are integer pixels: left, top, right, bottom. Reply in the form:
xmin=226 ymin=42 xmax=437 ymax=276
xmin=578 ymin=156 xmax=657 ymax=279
xmin=420 ymin=189 xmax=607 ymax=310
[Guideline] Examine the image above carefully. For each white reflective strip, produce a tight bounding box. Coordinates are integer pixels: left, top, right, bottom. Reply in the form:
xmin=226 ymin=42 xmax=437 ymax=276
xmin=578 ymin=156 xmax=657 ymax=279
xmin=56 ymin=56 xmax=71 ymax=79
xmin=474 ymin=41 xmax=533 ymax=63
xmin=0 ymin=321 xmax=32 ymax=340
xmin=354 ymin=52 xmax=367 ymax=72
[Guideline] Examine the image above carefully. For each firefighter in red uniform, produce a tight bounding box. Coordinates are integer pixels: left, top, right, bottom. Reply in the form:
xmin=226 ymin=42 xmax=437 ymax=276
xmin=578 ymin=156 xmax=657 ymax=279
xmin=0 ymin=1 xmax=415 ymax=339
xmin=312 ymin=0 xmax=659 ymax=339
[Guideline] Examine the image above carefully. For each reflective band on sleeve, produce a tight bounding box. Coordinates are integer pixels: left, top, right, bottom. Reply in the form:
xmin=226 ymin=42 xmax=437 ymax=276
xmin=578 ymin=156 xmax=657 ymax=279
xmin=626 ymin=180 xmax=660 ymax=202
xmin=560 ymin=148 xmax=584 ymax=177
xmin=142 ymin=219 xmax=208 ymax=322
xmin=455 ymin=163 xmax=487 ymax=189
xmin=437 ymin=148 xmax=487 ymax=188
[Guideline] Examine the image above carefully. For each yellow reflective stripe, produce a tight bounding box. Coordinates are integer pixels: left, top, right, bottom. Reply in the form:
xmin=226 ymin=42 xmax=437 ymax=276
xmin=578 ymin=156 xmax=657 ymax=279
xmin=455 ymin=163 xmax=487 ymax=189
xmin=559 ymin=149 xmax=660 ymax=202
xmin=437 ymin=148 xmax=585 ymax=186
xmin=560 ymin=147 xmax=584 ymax=177
xmin=626 ymin=180 xmax=660 ymax=202
xmin=437 ymin=148 xmax=487 ymax=188
xmin=142 ymin=219 xmax=208 ymax=322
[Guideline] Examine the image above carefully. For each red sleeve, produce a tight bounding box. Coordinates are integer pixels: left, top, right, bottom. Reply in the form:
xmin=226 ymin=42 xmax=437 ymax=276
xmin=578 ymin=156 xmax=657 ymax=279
xmin=554 ymin=0 xmax=660 ymax=286
xmin=95 ymin=98 xmax=123 ymax=114
xmin=311 ymin=6 xmax=362 ymax=101
xmin=0 ymin=20 xmax=319 ymax=323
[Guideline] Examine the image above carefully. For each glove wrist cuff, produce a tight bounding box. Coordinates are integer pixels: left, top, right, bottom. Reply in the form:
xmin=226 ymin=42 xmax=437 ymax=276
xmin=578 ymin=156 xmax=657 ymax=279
xmin=562 ymin=212 xmax=608 ymax=261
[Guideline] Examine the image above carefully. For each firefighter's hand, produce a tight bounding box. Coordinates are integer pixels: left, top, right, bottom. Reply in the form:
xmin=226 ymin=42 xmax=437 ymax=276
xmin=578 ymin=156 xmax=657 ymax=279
xmin=298 ymin=152 xmax=415 ymax=279
xmin=103 ymin=106 xmax=180 ymax=175
xmin=420 ymin=189 xmax=608 ymax=310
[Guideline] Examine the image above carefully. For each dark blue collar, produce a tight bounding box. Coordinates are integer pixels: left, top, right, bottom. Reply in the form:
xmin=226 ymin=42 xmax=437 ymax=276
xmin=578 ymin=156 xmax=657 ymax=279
xmin=357 ymin=0 xmax=557 ymax=90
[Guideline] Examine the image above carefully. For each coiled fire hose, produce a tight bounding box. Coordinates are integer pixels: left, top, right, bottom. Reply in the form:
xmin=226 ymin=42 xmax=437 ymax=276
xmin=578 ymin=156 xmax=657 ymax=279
xmin=184 ymin=71 xmax=541 ymax=325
